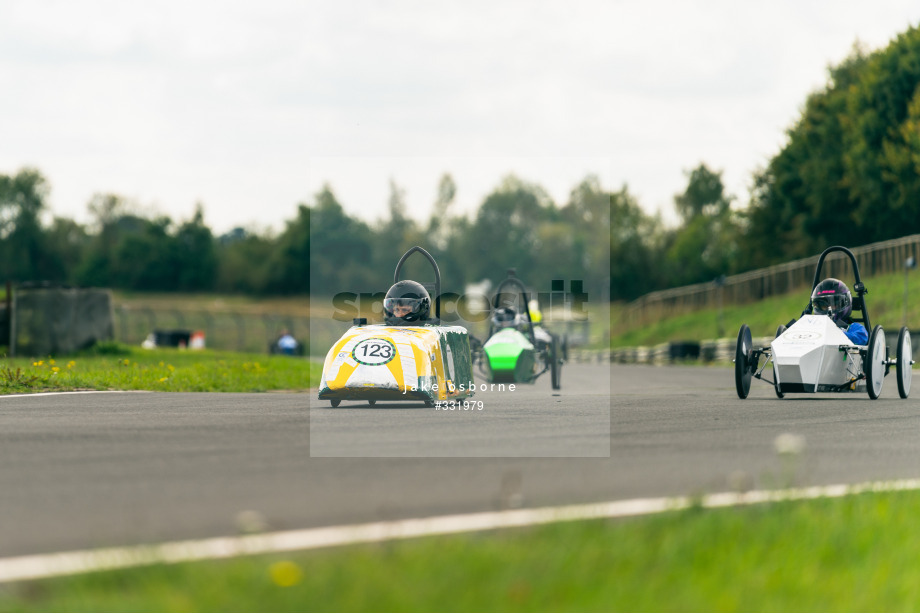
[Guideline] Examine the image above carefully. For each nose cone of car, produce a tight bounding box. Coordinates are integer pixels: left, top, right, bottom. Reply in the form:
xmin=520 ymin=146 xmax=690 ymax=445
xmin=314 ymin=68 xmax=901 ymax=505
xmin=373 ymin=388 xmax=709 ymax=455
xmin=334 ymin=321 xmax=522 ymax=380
xmin=772 ymin=315 xmax=854 ymax=391
xmin=483 ymin=329 xmax=535 ymax=383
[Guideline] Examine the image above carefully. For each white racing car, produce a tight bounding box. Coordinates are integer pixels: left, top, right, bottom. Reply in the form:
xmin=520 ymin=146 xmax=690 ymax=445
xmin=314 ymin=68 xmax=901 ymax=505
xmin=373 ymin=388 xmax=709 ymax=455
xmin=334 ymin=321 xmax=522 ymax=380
xmin=734 ymin=246 xmax=913 ymax=400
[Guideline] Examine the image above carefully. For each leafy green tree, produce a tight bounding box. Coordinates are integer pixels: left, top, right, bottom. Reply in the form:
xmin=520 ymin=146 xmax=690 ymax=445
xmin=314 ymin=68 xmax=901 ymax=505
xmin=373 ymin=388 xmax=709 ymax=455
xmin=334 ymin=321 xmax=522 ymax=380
xmin=215 ymin=227 xmax=274 ymax=294
xmin=743 ymin=28 xmax=920 ymax=267
xmin=215 ymin=227 xmax=275 ymax=294
xmin=371 ymin=179 xmax=420 ymax=279
xmin=264 ymin=205 xmax=311 ymax=294
xmin=76 ymin=194 xmax=136 ymax=287
xmin=427 ymin=173 xmax=456 ymax=250
xmin=463 ymin=175 xmax=552 ymax=286
xmin=102 ymin=215 xmax=183 ymax=290
xmin=308 ymin=185 xmax=376 ymax=296
xmin=665 ymin=164 xmax=740 ymax=286
xmin=0 ymin=168 xmax=66 ymax=282
xmin=173 ymin=204 xmax=217 ymax=291
xmin=606 ymin=183 xmax=663 ymax=301
xmin=44 ymin=217 xmax=90 ymax=285
xmin=845 ymin=29 xmax=920 ymax=239
xmin=557 ymin=176 xmax=610 ymax=302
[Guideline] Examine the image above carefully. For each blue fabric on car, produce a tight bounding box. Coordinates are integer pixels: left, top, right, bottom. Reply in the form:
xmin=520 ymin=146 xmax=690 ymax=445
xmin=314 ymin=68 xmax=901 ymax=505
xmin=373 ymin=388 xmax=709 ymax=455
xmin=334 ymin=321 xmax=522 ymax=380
xmin=845 ymin=322 xmax=869 ymax=345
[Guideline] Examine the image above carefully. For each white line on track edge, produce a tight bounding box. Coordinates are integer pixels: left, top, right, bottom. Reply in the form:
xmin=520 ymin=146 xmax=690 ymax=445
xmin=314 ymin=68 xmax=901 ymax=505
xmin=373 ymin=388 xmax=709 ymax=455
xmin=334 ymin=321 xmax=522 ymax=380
xmin=3 ymin=477 xmax=920 ymax=584
xmin=1 ymin=390 xmax=151 ymax=399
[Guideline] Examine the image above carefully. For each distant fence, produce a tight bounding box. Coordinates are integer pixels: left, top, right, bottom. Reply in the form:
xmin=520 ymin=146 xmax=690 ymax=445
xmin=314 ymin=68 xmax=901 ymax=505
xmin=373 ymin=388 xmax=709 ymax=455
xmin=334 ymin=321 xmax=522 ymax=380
xmin=113 ymin=306 xmax=309 ymax=354
xmin=625 ymin=235 xmax=920 ymax=327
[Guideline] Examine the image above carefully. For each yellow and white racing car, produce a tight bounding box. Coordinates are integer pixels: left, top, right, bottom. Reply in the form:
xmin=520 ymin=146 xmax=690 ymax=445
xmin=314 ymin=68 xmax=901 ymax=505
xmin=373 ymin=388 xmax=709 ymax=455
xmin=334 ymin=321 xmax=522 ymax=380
xmin=318 ymin=246 xmax=475 ymax=407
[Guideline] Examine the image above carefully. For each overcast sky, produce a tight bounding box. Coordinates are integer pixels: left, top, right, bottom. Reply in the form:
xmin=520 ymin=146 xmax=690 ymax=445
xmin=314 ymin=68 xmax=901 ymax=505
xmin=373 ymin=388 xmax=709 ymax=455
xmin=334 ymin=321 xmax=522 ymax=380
xmin=3 ymin=0 xmax=920 ymax=235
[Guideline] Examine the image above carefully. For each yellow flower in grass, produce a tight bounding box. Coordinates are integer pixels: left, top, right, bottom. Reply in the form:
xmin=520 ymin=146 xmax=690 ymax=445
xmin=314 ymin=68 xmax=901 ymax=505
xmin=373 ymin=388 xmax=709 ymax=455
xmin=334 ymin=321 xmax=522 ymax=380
xmin=269 ymin=561 xmax=303 ymax=587
xmin=33 ymin=361 xmax=44 ymax=367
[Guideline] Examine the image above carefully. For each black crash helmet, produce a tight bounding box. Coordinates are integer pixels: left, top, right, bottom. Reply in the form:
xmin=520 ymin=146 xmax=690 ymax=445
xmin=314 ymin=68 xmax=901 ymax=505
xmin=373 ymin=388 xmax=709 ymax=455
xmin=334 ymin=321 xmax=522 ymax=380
xmin=811 ymin=278 xmax=853 ymax=324
xmin=491 ymin=306 xmax=518 ymax=329
xmin=384 ymin=280 xmax=431 ymax=324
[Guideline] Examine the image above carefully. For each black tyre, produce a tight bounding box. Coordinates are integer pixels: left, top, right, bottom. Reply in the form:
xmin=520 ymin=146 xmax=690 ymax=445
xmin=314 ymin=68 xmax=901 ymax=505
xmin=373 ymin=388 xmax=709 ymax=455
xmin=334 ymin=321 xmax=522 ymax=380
xmin=734 ymin=324 xmax=753 ymax=399
xmin=897 ymin=326 xmax=912 ymax=399
xmin=866 ymin=324 xmax=886 ymax=400
xmin=368 ymin=399 xmax=377 ymax=406
xmin=330 ymin=399 xmax=341 ymax=408
xmin=773 ymin=324 xmax=786 ymax=399
xmin=550 ymin=339 xmax=561 ymax=390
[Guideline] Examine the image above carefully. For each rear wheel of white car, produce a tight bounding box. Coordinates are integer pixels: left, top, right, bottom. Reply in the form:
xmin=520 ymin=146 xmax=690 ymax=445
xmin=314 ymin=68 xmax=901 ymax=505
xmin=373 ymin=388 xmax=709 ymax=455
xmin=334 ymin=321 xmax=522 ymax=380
xmin=897 ymin=326 xmax=912 ymax=399
xmin=866 ymin=325 xmax=886 ymax=400
xmin=734 ymin=324 xmax=753 ymax=399
xmin=773 ymin=324 xmax=786 ymax=398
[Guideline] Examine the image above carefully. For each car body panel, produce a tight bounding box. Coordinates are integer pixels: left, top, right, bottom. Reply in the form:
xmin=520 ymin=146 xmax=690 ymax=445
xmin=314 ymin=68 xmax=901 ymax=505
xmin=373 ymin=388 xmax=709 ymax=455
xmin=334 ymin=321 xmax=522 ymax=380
xmin=318 ymin=324 xmax=474 ymax=403
xmin=483 ymin=328 xmax=536 ymax=383
xmin=771 ymin=315 xmax=865 ymax=393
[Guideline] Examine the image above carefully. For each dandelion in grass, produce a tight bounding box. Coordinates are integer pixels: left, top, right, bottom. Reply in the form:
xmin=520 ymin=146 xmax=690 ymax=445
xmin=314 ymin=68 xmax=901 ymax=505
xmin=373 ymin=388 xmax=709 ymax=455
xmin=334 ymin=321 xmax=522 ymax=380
xmin=269 ymin=561 xmax=303 ymax=587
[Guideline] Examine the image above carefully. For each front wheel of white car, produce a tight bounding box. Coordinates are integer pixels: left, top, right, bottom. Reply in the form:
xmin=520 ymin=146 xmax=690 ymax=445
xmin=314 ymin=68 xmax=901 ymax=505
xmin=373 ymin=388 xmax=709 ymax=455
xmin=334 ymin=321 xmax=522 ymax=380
xmin=897 ymin=326 xmax=912 ymax=399
xmin=773 ymin=324 xmax=786 ymax=398
xmin=734 ymin=324 xmax=753 ymax=399
xmin=866 ymin=324 xmax=886 ymax=400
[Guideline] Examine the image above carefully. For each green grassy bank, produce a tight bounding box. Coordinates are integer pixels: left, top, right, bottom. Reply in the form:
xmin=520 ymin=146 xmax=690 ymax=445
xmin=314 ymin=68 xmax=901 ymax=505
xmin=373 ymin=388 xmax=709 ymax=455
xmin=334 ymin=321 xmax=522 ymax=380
xmin=612 ymin=269 xmax=920 ymax=348
xmin=3 ymin=489 xmax=919 ymax=611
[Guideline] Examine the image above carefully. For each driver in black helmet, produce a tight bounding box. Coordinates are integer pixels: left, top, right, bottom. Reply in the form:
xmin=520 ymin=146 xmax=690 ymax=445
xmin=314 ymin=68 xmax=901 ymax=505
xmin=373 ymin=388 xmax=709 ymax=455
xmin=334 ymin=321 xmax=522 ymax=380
xmin=810 ymin=278 xmax=868 ymax=344
xmin=383 ymin=280 xmax=431 ymax=326
xmin=491 ymin=306 xmax=520 ymax=330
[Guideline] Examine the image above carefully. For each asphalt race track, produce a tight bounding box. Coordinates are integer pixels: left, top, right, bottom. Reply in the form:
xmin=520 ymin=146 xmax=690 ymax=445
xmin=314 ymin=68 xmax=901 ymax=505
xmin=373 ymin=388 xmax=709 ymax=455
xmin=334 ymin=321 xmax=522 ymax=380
xmin=3 ymin=363 xmax=920 ymax=559
xmin=310 ymin=363 xmax=611 ymax=456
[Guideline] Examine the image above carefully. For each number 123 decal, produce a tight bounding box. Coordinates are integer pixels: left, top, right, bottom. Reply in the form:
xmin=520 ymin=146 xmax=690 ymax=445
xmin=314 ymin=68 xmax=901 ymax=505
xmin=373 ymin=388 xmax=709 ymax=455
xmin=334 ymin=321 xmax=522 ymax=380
xmin=352 ymin=338 xmax=397 ymax=365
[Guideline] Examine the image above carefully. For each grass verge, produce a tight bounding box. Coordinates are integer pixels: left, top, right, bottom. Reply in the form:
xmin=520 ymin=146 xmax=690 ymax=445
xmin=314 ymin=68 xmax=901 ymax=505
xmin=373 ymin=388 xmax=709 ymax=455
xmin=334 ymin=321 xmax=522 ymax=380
xmin=2 ymin=490 xmax=919 ymax=611
xmin=0 ymin=343 xmax=323 ymax=394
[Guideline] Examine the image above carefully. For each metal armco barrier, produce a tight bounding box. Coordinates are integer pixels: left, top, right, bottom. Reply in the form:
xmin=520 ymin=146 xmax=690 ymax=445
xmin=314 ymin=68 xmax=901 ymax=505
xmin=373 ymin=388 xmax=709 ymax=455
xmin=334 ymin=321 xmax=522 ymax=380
xmin=611 ymin=331 xmax=920 ymax=365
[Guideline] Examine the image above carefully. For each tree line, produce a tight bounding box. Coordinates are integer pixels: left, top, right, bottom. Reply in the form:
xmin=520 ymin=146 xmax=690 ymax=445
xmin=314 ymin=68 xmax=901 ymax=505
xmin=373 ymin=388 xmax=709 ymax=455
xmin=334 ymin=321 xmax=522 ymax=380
xmin=0 ymin=161 xmax=751 ymax=304
xmin=3 ymin=25 xmax=920 ymax=302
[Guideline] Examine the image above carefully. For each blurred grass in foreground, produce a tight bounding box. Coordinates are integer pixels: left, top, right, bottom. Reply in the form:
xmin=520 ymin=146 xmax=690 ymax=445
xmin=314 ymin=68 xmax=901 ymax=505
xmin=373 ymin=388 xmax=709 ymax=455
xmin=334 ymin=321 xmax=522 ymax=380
xmin=0 ymin=344 xmax=323 ymax=394
xmin=2 ymin=490 xmax=919 ymax=611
